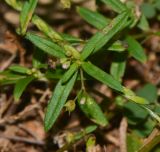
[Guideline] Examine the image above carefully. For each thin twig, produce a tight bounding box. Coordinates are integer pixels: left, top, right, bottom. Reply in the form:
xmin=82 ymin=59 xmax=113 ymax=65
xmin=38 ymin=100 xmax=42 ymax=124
xmin=0 ymin=54 xmax=16 ymax=71
xmin=0 ymin=134 xmax=45 ymax=146
xmin=0 ymin=103 xmax=40 ymax=124
xmin=119 ymin=117 xmax=128 ymax=152
xmin=80 ymin=69 xmax=85 ymax=91
xmin=18 ymin=124 xmax=39 ymax=140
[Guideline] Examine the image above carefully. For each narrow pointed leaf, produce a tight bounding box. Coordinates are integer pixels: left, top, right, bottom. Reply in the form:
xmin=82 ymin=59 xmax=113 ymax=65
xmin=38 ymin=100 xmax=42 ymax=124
xmin=0 ymin=71 xmax=26 ymax=85
xmin=13 ymin=76 xmax=35 ymax=101
xmin=77 ymin=91 xmax=108 ymax=126
xmin=60 ymin=33 xmax=83 ymax=44
xmin=81 ymin=32 xmax=104 ymax=60
xmin=74 ymin=125 xmax=97 ymax=141
xmin=32 ymin=15 xmax=63 ymax=42
xmin=61 ymin=63 xmax=79 ymax=84
xmin=126 ymin=36 xmax=147 ymax=63
xmin=26 ymin=32 xmax=66 ymax=58
xmin=9 ymin=65 xmax=29 ymax=74
xmin=82 ymin=62 xmax=123 ymax=92
xmin=123 ymin=87 xmax=149 ymax=104
xmin=44 ymin=72 xmax=77 ymax=131
xmin=32 ymin=15 xmax=80 ymax=59
xmin=94 ymin=11 xmax=130 ymax=52
xmin=5 ymin=0 xmax=23 ymax=11
xmin=20 ymin=0 xmax=38 ymax=35
xmin=77 ymin=7 xmax=109 ymax=29
xmin=100 ymin=0 xmax=127 ymax=13
xmin=81 ymin=11 xmax=129 ymax=60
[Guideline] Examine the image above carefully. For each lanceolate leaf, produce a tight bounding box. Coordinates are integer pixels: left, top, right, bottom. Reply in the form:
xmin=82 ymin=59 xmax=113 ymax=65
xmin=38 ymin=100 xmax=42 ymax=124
xmin=81 ymin=32 xmax=104 ymax=60
xmin=20 ymin=0 xmax=38 ymax=35
xmin=5 ymin=0 xmax=23 ymax=11
xmin=100 ymin=0 xmax=127 ymax=13
xmin=77 ymin=7 xmax=109 ymax=29
xmin=0 ymin=71 xmax=26 ymax=85
xmin=26 ymin=32 xmax=66 ymax=58
xmin=32 ymin=15 xmax=63 ymax=42
xmin=126 ymin=36 xmax=147 ymax=63
xmin=44 ymin=72 xmax=78 ymax=131
xmin=81 ymin=11 xmax=130 ymax=60
xmin=123 ymin=88 xmax=149 ymax=104
xmin=82 ymin=62 xmax=123 ymax=92
xmin=60 ymin=33 xmax=83 ymax=45
xmin=74 ymin=125 xmax=97 ymax=141
xmin=77 ymin=91 xmax=108 ymax=126
xmin=94 ymin=11 xmax=130 ymax=52
xmin=13 ymin=76 xmax=35 ymax=101
xmin=9 ymin=65 xmax=29 ymax=74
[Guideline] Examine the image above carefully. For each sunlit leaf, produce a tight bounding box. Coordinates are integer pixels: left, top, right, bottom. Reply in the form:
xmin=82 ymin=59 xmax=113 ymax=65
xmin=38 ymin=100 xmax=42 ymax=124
xmin=77 ymin=91 xmax=108 ymax=126
xmin=26 ymin=32 xmax=66 ymax=58
xmin=82 ymin=62 xmax=123 ymax=92
xmin=44 ymin=72 xmax=77 ymax=131
xmin=13 ymin=76 xmax=35 ymax=101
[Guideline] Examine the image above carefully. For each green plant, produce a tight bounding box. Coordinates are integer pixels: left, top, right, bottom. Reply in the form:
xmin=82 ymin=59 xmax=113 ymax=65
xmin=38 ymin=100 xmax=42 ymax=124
xmin=1 ymin=0 xmax=160 ymax=151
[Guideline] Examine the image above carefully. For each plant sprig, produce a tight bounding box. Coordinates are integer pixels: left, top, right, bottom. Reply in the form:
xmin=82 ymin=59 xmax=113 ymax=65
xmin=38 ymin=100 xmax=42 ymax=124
xmin=2 ymin=0 xmax=160 ymax=134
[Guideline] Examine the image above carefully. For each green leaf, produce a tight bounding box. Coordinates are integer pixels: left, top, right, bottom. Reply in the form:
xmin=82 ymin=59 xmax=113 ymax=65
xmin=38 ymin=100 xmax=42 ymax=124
xmin=110 ymin=52 xmax=126 ymax=81
xmin=123 ymin=87 xmax=149 ymax=104
xmin=44 ymin=72 xmax=77 ymax=131
xmin=94 ymin=10 xmax=130 ymax=53
xmin=81 ymin=32 xmax=104 ymax=60
xmin=141 ymin=3 xmax=156 ymax=19
xmin=32 ymin=15 xmax=63 ymax=42
xmin=154 ymin=0 xmax=160 ymax=11
xmin=5 ymin=0 xmax=23 ymax=11
xmin=20 ymin=0 xmax=38 ymax=35
xmin=77 ymin=91 xmax=108 ymax=126
xmin=126 ymin=36 xmax=147 ymax=63
xmin=134 ymin=118 xmax=156 ymax=137
xmin=82 ymin=40 xmax=127 ymax=60
xmin=82 ymin=62 xmax=123 ymax=92
xmin=77 ymin=7 xmax=109 ymax=29
xmin=81 ymin=11 xmax=130 ymax=60
xmin=100 ymin=0 xmax=128 ymax=13
xmin=26 ymin=32 xmax=66 ymax=58
xmin=0 ymin=71 xmax=26 ymax=85
xmin=9 ymin=65 xmax=29 ymax=74
xmin=138 ymin=14 xmax=150 ymax=31
xmin=124 ymin=102 xmax=148 ymax=125
xmin=136 ymin=84 xmax=158 ymax=103
xmin=60 ymin=33 xmax=83 ymax=45
xmin=74 ymin=125 xmax=97 ymax=141
xmin=61 ymin=63 xmax=79 ymax=84
xmin=127 ymin=133 xmax=142 ymax=152
xmin=32 ymin=15 xmax=81 ymax=59
xmin=13 ymin=76 xmax=35 ymax=101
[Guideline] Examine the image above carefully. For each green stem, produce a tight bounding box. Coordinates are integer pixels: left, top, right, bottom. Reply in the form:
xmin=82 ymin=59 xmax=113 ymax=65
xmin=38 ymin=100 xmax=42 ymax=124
xmin=80 ymin=69 xmax=85 ymax=91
